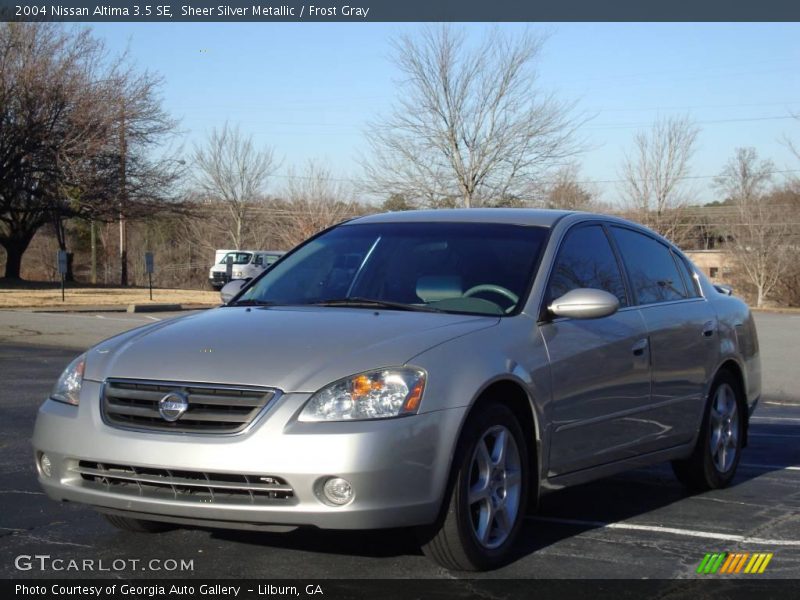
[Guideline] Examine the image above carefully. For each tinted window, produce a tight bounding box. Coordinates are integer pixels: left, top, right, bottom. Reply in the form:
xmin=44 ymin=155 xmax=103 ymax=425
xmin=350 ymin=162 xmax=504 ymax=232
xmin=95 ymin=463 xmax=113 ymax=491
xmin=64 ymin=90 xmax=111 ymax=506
xmin=237 ymin=222 xmax=548 ymax=316
xmin=677 ymin=254 xmax=701 ymax=298
xmin=611 ymin=227 xmax=687 ymax=305
xmin=219 ymin=252 xmax=252 ymax=265
xmin=547 ymin=225 xmax=627 ymax=306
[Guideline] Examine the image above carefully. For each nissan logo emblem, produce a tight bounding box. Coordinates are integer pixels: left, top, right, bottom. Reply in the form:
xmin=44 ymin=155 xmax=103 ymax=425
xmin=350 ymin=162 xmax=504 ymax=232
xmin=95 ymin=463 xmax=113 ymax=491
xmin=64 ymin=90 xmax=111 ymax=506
xmin=158 ymin=391 xmax=189 ymax=422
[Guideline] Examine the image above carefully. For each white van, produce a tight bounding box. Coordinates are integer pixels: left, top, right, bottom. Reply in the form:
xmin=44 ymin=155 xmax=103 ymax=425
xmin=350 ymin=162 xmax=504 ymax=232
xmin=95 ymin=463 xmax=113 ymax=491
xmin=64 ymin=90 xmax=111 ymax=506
xmin=208 ymin=249 xmax=284 ymax=289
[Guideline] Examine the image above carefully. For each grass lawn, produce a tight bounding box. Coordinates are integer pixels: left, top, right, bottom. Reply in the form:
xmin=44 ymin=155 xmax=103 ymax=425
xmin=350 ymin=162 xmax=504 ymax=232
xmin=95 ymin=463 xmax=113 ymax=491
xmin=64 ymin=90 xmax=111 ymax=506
xmin=0 ymin=283 xmax=220 ymax=308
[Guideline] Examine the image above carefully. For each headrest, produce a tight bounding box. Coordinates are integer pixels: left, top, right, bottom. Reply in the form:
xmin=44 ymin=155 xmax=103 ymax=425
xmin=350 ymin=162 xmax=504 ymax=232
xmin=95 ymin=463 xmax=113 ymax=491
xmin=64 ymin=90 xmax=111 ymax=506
xmin=416 ymin=275 xmax=463 ymax=303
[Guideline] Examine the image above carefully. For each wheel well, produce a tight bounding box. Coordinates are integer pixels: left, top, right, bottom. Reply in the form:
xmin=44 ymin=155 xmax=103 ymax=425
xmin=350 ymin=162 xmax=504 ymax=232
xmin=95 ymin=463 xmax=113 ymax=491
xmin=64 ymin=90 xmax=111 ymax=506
xmin=471 ymin=380 xmax=539 ymax=505
xmin=715 ymin=360 xmax=748 ymax=448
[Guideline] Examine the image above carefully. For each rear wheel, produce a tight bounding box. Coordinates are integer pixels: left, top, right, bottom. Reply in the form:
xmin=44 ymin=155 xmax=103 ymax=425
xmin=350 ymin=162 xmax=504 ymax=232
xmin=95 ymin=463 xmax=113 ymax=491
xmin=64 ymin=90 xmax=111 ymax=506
xmin=672 ymin=372 xmax=744 ymax=491
xmin=418 ymin=403 xmax=528 ymax=571
xmin=102 ymin=513 xmax=174 ymax=533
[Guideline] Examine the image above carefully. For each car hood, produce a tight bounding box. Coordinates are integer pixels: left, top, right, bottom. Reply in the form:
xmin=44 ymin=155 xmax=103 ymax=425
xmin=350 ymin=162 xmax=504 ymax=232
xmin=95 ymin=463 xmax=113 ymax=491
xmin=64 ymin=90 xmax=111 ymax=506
xmin=85 ymin=306 xmax=498 ymax=392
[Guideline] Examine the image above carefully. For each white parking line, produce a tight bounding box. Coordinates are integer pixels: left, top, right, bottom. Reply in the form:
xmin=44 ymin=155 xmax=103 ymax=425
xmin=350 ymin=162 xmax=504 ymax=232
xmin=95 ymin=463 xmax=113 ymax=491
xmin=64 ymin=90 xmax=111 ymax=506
xmin=739 ymin=463 xmax=800 ymax=472
xmin=751 ymin=416 xmax=800 ymax=423
xmin=94 ymin=315 xmax=152 ymax=323
xmin=528 ymin=516 xmax=800 ymax=546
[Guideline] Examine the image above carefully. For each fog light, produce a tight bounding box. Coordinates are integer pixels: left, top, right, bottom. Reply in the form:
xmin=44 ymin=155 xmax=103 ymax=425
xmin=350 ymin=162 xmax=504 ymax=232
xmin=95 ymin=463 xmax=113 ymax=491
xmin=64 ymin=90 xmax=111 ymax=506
xmin=322 ymin=477 xmax=354 ymax=506
xmin=39 ymin=453 xmax=52 ymax=478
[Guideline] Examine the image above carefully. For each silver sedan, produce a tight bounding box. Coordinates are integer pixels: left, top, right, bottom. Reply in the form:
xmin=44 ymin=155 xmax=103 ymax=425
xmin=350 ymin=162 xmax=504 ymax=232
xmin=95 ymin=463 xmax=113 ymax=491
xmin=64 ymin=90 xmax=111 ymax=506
xmin=33 ymin=209 xmax=761 ymax=571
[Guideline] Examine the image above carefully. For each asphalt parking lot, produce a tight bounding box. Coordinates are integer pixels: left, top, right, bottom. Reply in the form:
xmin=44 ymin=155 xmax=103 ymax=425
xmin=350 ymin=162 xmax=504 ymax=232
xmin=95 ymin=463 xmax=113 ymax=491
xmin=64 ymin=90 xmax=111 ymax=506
xmin=0 ymin=310 xmax=798 ymax=579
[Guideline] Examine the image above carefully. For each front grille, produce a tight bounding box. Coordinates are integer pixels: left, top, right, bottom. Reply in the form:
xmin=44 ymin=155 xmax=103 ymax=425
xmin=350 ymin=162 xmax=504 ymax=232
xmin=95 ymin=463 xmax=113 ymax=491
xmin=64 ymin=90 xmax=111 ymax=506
xmin=102 ymin=379 xmax=276 ymax=434
xmin=73 ymin=461 xmax=294 ymax=505
xmin=212 ymin=272 xmax=230 ymax=284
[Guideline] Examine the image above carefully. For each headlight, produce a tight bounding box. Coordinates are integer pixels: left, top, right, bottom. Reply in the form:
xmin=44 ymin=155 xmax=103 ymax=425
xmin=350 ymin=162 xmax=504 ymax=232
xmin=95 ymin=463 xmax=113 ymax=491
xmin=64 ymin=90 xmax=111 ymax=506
xmin=299 ymin=368 xmax=426 ymax=422
xmin=233 ymin=270 xmax=244 ymax=278
xmin=50 ymin=353 xmax=86 ymax=406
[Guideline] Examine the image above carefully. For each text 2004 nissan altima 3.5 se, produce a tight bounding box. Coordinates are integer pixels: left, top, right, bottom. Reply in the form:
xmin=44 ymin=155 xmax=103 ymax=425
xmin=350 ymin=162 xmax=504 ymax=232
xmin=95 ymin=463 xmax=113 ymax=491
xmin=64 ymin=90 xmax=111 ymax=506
xmin=33 ymin=209 xmax=760 ymax=571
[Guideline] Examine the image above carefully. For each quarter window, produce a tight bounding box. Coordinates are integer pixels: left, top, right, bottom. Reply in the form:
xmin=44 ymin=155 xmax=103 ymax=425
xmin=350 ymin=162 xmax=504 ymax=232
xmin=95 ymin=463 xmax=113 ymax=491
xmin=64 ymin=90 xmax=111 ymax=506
xmin=678 ymin=255 xmax=702 ymax=297
xmin=547 ymin=225 xmax=628 ymax=307
xmin=610 ymin=227 xmax=688 ymax=305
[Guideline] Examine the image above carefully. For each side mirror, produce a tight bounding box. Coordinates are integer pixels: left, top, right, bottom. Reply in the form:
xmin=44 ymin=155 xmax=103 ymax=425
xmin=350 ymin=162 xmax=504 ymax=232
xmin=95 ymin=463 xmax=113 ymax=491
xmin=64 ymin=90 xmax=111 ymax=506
xmin=220 ymin=279 xmax=248 ymax=304
xmin=548 ymin=288 xmax=620 ymax=320
xmin=714 ymin=284 xmax=733 ymax=296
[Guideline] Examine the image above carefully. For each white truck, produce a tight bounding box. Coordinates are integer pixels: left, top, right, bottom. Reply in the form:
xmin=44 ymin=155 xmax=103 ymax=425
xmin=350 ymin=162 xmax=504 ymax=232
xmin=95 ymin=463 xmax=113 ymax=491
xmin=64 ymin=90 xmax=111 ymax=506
xmin=208 ymin=249 xmax=285 ymax=289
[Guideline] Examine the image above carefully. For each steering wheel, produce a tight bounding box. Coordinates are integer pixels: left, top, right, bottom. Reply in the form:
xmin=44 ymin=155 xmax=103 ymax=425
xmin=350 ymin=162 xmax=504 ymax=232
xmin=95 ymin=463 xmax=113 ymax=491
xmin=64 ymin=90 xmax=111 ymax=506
xmin=463 ymin=284 xmax=519 ymax=313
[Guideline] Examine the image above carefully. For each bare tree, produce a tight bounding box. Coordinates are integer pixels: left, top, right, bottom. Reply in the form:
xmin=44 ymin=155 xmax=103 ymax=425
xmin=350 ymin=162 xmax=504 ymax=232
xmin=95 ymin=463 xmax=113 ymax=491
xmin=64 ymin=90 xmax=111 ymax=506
xmin=362 ymin=26 xmax=583 ymax=208
xmin=69 ymin=63 xmax=185 ymax=285
xmin=0 ymin=23 xmax=183 ymax=282
xmin=714 ymin=147 xmax=788 ymax=307
xmin=275 ymin=162 xmax=361 ymax=249
xmin=541 ymin=165 xmax=596 ymax=210
xmin=786 ymin=112 xmax=800 ymax=186
xmin=619 ymin=115 xmax=699 ymax=244
xmin=193 ymin=123 xmax=278 ymax=249
xmin=0 ymin=23 xmax=110 ymax=279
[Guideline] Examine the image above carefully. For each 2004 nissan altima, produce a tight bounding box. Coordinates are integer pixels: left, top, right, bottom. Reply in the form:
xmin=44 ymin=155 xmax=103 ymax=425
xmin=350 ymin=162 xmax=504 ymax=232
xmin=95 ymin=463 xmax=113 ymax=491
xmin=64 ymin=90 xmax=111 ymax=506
xmin=33 ymin=209 xmax=760 ymax=571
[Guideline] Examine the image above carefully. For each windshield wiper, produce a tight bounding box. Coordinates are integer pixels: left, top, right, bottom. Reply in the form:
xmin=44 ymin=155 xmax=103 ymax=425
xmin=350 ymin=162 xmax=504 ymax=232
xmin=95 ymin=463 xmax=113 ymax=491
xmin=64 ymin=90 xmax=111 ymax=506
xmin=310 ymin=297 xmax=444 ymax=313
xmin=229 ymin=299 xmax=278 ymax=307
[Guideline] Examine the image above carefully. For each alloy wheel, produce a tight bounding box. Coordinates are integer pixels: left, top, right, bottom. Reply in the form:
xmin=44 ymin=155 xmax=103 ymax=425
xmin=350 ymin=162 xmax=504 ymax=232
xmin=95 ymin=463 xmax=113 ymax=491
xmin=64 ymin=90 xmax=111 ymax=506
xmin=709 ymin=382 xmax=739 ymax=473
xmin=467 ymin=425 xmax=522 ymax=549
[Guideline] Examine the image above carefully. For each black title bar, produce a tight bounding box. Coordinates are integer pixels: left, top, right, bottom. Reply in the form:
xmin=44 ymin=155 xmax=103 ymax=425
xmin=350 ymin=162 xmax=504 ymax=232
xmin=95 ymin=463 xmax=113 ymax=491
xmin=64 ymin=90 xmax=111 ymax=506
xmin=6 ymin=579 xmax=800 ymax=600
xmin=1 ymin=0 xmax=800 ymax=22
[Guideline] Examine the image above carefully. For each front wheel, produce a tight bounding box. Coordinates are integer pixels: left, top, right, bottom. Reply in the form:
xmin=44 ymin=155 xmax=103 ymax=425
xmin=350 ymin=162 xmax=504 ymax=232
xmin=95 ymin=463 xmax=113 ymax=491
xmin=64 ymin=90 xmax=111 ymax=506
xmin=672 ymin=372 xmax=744 ymax=491
xmin=418 ymin=403 xmax=528 ymax=571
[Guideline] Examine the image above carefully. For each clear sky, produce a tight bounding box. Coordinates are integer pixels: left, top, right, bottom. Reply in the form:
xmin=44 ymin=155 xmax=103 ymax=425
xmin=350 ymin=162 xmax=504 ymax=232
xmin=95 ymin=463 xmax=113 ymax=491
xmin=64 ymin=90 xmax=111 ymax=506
xmin=89 ymin=22 xmax=800 ymax=204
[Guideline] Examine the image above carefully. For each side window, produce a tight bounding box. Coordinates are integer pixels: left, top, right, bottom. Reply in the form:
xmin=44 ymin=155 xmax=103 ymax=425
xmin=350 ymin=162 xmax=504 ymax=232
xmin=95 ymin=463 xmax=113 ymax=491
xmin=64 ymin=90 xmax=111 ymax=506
xmin=610 ymin=227 xmax=688 ymax=305
xmin=547 ymin=225 xmax=628 ymax=307
xmin=676 ymin=253 xmax=701 ymax=298
xmin=254 ymin=255 xmax=264 ymax=266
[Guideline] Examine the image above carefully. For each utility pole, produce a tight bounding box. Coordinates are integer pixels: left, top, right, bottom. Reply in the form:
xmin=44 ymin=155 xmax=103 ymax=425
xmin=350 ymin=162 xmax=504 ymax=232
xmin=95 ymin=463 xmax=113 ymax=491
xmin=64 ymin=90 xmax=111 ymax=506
xmin=90 ymin=219 xmax=97 ymax=285
xmin=119 ymin=103 xmax=128 ymax=286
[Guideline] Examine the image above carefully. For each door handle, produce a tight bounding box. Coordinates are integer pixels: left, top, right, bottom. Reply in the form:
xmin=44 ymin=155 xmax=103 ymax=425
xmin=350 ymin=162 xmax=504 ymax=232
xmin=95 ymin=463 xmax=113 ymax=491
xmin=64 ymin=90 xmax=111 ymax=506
xmin=702 ymin=321 xmax=716 ymax=337
xmin=632 ymin=338 xmax=649 ymax=356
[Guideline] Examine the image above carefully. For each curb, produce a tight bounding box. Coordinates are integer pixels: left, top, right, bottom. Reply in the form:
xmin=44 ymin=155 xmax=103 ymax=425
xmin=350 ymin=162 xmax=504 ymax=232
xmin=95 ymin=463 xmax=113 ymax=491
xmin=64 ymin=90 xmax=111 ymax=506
xmin=127 ymin=303 xmax=183 ymax=313
xmin=5 ymin=304 xmax=217 ymax=314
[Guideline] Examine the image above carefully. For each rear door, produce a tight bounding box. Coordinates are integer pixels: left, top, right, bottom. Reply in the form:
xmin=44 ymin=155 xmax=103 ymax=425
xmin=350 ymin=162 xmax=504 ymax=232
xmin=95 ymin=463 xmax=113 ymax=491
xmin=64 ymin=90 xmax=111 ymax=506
xmin=540 ymin=224 xmax=653 ymax=475
xmin=609 ymin=226 xmax=719 ymax=447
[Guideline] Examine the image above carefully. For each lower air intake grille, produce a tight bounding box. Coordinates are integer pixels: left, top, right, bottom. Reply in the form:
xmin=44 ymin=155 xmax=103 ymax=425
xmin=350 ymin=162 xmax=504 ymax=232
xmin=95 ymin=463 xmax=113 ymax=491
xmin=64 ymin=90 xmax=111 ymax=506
xmin=73 ymin=461 xmax=294 ymax=505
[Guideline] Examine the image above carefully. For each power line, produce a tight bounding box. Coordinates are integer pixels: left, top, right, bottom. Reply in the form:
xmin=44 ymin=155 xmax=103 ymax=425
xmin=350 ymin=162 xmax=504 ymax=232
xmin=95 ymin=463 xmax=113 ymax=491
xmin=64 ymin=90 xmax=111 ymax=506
xmin=586 ymin=115 xmax=797 ymax=130
xmin=591 ymin=100 xmax=800 ymax=114
xmin=261 ymin=168 xmax=800 ymax=188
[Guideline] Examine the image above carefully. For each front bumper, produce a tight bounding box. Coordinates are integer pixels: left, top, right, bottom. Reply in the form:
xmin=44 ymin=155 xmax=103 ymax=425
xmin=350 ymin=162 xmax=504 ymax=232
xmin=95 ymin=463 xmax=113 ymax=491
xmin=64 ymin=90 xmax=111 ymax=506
xmin=33 ymin=380 xmax=466 ymax=530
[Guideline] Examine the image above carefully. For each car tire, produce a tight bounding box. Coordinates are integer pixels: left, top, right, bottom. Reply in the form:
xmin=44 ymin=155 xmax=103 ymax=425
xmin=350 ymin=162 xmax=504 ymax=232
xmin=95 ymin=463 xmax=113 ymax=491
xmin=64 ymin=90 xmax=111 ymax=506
xmin=672 ymin=371 xmax=744 ymax=491
xmin=102 ymin=513 xmax=174 ymax=533
xmin=418 ymin=403 xmax=529 ymax=571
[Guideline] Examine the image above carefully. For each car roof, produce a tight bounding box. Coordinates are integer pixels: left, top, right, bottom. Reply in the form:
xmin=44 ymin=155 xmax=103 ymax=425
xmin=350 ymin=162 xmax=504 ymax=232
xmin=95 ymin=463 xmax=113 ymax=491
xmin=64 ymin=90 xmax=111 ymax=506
xmin=349 ymin=208 xmax=576 ymax=228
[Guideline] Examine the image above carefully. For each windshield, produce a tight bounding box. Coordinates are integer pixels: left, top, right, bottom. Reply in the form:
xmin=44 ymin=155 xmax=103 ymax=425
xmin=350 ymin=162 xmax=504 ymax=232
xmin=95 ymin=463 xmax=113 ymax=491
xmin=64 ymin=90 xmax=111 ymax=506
xmin=219 ymin=252 xmax=253 ymax=265
xmin=235 ymin=222 xmax=547 ymax=316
